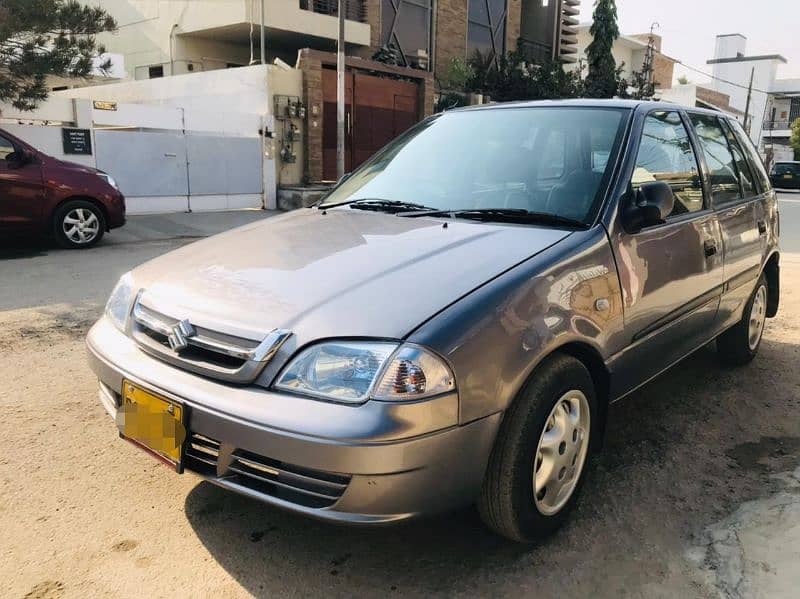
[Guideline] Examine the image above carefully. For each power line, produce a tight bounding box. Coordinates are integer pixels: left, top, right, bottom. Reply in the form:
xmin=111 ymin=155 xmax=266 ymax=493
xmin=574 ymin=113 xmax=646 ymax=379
xmin=655 ymin=49 xmax=772 ymax=95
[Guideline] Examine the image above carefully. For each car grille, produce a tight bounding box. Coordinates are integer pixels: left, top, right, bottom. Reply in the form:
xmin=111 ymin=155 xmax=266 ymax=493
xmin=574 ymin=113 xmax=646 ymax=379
xmin=130 ymin=300 xmax=290 ymax=384
xmin=184 ymin=433 xmax=351 ymax=509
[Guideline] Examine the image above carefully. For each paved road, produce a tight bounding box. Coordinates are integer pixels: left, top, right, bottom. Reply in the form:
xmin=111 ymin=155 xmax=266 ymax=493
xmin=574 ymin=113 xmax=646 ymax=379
xmin=1 ymin=210 xmax=798 ymax=598
xmin=777 ymin=190 xmax=800 ymax=253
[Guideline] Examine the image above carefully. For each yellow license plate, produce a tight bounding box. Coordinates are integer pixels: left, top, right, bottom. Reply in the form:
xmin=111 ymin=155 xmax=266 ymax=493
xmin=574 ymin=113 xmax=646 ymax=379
xmin=118 ymin=380 xmax=187 ymax=471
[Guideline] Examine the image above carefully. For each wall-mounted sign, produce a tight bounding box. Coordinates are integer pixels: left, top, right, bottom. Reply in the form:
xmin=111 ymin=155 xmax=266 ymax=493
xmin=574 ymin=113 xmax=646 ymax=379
xmin=62 ymin=128 xmax=93 ymax=155
xmin=93 ymin=100 xmax=118 ymax=111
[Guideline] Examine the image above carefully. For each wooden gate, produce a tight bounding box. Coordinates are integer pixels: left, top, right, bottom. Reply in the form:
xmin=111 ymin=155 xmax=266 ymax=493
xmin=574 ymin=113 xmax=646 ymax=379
xmin=322 ymin=69 xmax=419 ymax=181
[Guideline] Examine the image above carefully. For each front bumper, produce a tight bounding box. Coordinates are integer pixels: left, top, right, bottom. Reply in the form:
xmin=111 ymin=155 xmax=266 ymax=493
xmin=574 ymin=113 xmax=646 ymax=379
xmin=86 ymin=317 xmax=501 ymax=524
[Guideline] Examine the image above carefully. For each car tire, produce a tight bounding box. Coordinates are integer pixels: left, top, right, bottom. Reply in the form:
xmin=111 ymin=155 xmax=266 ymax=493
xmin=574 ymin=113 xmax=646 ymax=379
xmin=478 ymin=353 xmax=597 ymax=543
xmin=53 ymin=200 xmax=105 ymax=249
xmin=717 ymin=274 xmax=768 ymax=366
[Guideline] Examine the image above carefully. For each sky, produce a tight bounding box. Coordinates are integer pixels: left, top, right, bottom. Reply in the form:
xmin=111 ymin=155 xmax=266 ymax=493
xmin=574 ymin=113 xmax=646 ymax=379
xmin=577 ymin=0 xmax=800 ymax=83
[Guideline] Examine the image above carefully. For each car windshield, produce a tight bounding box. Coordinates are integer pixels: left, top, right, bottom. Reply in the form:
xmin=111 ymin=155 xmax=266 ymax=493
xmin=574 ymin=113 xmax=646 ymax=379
xmin=321 ymin=106 xmax=630 ymax=224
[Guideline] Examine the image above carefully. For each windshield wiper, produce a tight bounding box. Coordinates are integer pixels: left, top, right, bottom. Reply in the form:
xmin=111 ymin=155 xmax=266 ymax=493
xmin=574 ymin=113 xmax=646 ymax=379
xmin=347 ymin=198 xmax=438 ymax=213
xmin=404 ymin=208 xmax=589 ymax=229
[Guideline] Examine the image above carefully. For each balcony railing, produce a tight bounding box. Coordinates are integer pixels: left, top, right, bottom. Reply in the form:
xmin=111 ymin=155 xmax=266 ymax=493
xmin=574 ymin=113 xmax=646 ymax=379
xmin=763 ymin=120 xmax=795 ymax=131
xmin=299 ymin=0 xmax=367 ymax=23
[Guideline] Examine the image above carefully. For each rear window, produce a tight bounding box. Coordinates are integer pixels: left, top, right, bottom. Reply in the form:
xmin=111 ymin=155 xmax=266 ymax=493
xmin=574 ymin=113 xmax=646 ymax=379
xmin=773 ymin=162 xmax=800 ymax=174
xmin=727 ymin=119 xmax=772 ymax=193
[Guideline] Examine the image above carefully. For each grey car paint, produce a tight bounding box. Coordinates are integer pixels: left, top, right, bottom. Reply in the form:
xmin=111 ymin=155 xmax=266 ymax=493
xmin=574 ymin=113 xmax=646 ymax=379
xmin=86 ymin=100 xmax=780 ymax=525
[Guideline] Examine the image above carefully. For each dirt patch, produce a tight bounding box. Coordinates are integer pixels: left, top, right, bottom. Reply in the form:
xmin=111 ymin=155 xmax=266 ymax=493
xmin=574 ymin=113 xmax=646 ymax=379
xmin=0 ymin=303 xmax=100 ymax=351
xmin=23 ymin=581 xmax=65 ymax=599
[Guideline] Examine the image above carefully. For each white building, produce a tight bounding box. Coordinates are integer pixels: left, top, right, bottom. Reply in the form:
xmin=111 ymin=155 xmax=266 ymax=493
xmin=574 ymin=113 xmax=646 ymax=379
xmin=570 ymin=24 xmax=676 ymax=91
xmin=90 ymin=0 xmax=370 ymax=81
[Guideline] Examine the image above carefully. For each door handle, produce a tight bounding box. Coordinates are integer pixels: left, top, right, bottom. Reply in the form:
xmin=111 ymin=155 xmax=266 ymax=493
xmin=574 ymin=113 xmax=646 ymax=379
xmin=703 ymin=239 xmax=717 ymax=257
xmin=757 ymin=220 xmax=767 ymax=235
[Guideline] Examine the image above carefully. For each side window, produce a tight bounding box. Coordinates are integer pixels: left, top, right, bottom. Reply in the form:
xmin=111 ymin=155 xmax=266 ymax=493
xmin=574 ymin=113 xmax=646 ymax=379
xmin=688 ymin=114 xmax=742 ymax=204
xmin=0 ymin=135 xmax=15 ymax=161
xmin=728 ymin=119 xmax=772 ymax=193
xmin=631 ymin=111 xmax=704 ymax=217
xmin=721 ymin=120 xmax=756 ymax=197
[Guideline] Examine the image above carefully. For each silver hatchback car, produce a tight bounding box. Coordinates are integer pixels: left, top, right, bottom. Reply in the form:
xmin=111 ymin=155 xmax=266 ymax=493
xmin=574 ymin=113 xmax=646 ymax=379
xmin=87 ymin=100 xmax=780 ymax=542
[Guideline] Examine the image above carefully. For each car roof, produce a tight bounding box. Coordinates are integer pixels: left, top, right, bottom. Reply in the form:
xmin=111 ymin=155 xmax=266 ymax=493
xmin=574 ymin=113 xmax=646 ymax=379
xmin=774 ymin=160 xmax=800 ymax=165
xmin=452 ymin=98 xmax=733 ymax=118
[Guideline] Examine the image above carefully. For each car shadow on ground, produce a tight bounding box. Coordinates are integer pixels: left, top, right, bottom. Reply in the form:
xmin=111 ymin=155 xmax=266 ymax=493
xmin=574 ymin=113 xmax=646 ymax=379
xmin=184 ymin=339 xmax=800 ymax=596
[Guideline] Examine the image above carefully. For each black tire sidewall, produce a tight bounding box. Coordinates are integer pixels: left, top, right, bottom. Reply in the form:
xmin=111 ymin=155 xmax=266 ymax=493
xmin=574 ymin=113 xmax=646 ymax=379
xmin=509 ymin=356 xmax=597 ymax=539
xmin=53 ymin=200 xmax=105 ymax=249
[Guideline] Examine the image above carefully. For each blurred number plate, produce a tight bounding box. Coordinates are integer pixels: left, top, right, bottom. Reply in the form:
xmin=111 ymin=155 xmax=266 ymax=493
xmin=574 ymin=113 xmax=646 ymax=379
xmin=784 ymin=173 xmax=793 ymax=179
xmin=118 ymin=380 xmax=186 ymax=471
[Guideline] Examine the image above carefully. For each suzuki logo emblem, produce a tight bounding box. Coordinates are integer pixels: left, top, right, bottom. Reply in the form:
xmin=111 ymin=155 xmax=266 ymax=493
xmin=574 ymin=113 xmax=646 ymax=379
xmin=168 ymin=319 xmax=196 ymax=351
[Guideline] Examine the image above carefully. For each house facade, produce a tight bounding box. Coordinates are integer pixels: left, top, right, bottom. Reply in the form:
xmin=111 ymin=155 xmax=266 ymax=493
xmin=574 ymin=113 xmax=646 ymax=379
xmin=88 ymin=0 xmax=580 ymax=84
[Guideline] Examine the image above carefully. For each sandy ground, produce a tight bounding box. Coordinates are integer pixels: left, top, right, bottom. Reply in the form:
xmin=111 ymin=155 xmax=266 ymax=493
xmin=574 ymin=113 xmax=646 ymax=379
xmin=1 ymin=224 xmax=798 ymax=598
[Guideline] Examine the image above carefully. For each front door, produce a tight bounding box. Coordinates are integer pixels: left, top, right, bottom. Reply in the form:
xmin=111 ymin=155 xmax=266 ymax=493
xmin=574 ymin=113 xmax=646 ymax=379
xmin=0 ymin=134 xmax=44 ymax=231
xmin=608 ymin=110 xmax=724 ymax=398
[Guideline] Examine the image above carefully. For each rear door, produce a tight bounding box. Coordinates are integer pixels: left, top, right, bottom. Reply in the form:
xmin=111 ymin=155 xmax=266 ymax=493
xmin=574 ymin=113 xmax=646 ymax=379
xmin=0 ymin=133 xmax=44 ymax=231
xmin=686 ymin=113 xmax=763 ymax=331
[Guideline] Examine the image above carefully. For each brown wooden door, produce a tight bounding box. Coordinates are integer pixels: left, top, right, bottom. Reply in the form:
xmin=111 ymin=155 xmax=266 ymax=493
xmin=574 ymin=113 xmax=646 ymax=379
xmin=322 ymin=69 xmax=420 ymax=181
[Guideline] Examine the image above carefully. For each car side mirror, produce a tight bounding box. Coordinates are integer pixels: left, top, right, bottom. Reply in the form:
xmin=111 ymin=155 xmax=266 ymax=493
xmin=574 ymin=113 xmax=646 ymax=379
xmin=623 ymin=181 xmax=675 ymax=232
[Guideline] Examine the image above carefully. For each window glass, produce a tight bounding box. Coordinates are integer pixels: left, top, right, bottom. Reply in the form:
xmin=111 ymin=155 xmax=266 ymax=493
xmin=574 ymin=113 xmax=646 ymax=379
xmin=321 ymin=107 xmax=629 ymax=224
xmin=728 ymin=119 xmax=772 ymax=192
xmin=688 ymin=113 xmax=742 ymax=204
xmin=382 ymin=0 xmax=433 ymax=66
xmin=467 ymin=0 xmax=506 ymax=59
xmin=0 ymin=136 xmax=15 ymax=161
xmin=631 ymin=111 xmax=704 ymax=216
xmin=721 ymin=120 xmax=756 ymax=197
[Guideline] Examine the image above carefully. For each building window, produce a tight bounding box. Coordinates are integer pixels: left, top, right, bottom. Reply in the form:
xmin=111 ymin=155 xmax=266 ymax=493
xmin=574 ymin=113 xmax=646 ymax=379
xmin=467 ymin=0 xmax=507 ymax=60
xmin=381 ymin=0 xmax=433 ymax=69
xmin=148 ymin=65 xmax=164 ymax=79
xmin=791 ymin=98 xmax=800 ymax=124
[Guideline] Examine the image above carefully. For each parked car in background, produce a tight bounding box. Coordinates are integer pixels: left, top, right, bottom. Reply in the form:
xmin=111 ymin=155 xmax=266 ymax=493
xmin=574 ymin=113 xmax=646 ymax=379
xmin=0 ymin=128 xmax=125 ymax=248
xmin=87 ymin=100 xmax=779 ymax=542
xmin=770 ymin=160 xmax=800 ymax=189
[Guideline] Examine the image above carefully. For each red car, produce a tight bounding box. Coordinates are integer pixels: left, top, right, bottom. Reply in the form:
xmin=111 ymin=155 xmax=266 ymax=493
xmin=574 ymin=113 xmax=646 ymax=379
xmin=0 ymin=128 xmax=125 ymax=249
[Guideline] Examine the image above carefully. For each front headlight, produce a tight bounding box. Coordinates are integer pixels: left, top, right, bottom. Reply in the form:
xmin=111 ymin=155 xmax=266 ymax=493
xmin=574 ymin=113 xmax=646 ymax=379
xmin=98 ymin=172 xmax=119 ymax=190
xmin=274 ymin=341 xmax=455 ymax=403
xmin=105 ymin=272 xmax=136 ymax=332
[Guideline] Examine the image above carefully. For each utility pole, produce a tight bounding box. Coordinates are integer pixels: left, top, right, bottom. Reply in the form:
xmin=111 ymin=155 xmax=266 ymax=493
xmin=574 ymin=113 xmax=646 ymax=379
xmin=743 ymin=67 xmax=754 ymax=135
xmin=336 ymin=0 xmax=346 ymax=180
xmin=260 ymin=0 xmax=266 ymax=65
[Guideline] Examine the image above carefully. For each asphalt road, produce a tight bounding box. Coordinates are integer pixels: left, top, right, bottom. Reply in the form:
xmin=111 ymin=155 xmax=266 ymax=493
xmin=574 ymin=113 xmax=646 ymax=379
xmin=1 ymin=210 xmax=799 ymax=598
xmin=777 ymin=190 xmax=800 ymax=253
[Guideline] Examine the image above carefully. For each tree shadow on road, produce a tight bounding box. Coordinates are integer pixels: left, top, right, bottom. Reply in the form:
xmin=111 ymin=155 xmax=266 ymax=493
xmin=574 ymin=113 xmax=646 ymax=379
xmin=184 ymin=339 xmax=800 ymax=597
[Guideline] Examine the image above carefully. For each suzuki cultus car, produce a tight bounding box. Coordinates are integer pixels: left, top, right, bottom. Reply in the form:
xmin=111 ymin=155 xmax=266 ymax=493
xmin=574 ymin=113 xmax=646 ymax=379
xmin=87 ymin=101 xmax=779 ymax=542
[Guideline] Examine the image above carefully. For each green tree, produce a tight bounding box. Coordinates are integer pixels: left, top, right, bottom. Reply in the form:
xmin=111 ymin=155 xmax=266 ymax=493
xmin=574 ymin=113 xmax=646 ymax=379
xmin=791 ymin=117 xmax=800 ymax=161
xmin=0 ymin=0 xmax=116 ymax=111
xmin=585 ymin=0 xmax=620 ymax=98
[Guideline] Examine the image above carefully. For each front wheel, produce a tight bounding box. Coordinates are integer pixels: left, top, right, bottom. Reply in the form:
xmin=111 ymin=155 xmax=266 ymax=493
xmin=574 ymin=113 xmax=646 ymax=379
xmin=478 ymin=354 xmax=597 ymax=542
xmin=53 ymin=200 xmax=105 ymax=249
xmin=717 ymin=274 xmax=768 ymax=366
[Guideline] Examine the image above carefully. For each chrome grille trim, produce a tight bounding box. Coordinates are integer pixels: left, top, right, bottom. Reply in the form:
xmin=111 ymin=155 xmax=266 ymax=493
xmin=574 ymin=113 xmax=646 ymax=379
xmin=130 ymin=300 xmax=291 ymax=384
xmin=182 ymin=433 xmax=351 ymax=509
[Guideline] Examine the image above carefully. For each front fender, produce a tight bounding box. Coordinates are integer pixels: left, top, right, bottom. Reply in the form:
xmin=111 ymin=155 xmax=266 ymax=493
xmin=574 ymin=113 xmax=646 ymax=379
xmin=408 ymin=226 xmax=624 ymax=424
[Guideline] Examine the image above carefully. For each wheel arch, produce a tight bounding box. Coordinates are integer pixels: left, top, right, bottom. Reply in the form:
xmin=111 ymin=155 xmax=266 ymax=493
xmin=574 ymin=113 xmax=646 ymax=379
xmin=512 ymin=340 xmax=611 ymax=451
xmin=763 ymin=251 xmax=780 ymax=318
xmin=51 ymin=195 xmax=109 ymax=234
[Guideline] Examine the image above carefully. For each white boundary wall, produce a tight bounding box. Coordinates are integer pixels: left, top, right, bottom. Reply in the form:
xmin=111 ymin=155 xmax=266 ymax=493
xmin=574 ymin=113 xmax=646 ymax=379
xmin=0 ymin=65 xmax=303 ymax=214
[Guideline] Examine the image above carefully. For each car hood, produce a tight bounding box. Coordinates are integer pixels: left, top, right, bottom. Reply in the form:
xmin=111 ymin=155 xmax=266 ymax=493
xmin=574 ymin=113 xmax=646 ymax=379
xmin=132 ymin=208 xmax=571 ymax=341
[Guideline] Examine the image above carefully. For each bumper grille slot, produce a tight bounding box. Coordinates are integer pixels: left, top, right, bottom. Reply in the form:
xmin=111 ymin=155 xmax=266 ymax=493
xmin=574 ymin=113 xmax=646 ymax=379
xmin=183 ymin=433 xmax=350 ymax=509
xmin=184 ymin=433 xmax=220 ymax=476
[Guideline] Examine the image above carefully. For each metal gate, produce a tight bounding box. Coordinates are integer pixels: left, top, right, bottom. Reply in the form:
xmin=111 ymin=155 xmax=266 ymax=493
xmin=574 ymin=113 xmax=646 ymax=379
xmin=322 ymin=69 xmax=419 ymax=181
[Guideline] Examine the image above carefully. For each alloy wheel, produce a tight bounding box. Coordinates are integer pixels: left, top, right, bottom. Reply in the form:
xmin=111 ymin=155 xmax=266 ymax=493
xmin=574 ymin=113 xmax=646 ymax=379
xmin=62 ymin=208 xmax=100 ymax=245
